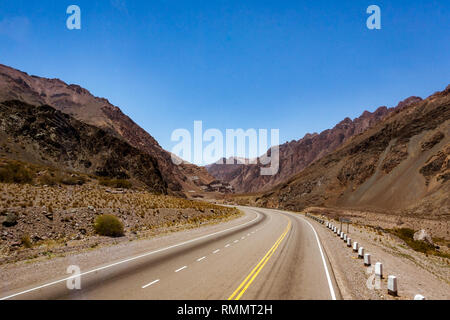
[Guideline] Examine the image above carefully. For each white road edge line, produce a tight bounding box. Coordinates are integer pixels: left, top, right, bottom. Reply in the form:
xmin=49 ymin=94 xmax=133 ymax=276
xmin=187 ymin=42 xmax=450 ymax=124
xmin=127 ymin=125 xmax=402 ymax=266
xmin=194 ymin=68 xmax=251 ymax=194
xmin=213 ymin=249 xmax=220 ymax=254
xmin=197 ymin=256 xmax=206 ymax=262
xmin=290 ymin=213 xmax=337 ymax=300
xmin=175 ymin=266 xmax=187 ymax=273
xmin=142 ymin=279 xmax=159 ymax=289
xmin=0 ymin=211 xmax=261 ymax=300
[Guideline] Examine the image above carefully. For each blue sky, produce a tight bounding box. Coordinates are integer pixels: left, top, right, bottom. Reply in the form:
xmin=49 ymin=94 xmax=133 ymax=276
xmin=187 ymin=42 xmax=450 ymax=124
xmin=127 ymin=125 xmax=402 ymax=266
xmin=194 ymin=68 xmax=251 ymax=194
xmin=0 ymin=0 xmax=449 ymax=164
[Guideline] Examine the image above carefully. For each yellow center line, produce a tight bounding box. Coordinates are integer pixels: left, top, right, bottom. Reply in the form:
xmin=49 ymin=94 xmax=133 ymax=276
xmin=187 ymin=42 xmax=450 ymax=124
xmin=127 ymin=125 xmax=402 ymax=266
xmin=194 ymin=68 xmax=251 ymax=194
xmin=227 ymin=220 xmax=292 ymax=300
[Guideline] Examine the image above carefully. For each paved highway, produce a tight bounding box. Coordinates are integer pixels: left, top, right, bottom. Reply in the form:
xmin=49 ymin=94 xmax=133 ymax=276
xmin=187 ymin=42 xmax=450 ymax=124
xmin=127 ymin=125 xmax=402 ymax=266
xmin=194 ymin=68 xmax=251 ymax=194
xmin=0 ymin=207 xmax=340 ymax=300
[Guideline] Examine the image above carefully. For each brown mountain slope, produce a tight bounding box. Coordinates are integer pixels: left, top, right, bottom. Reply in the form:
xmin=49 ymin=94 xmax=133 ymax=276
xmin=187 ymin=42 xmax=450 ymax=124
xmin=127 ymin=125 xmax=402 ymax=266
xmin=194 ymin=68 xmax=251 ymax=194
xmin=207 ymin=97 xmax=421 ymax=193
xmin=250 ymin=85 xmax=449 ymax=220
xmin=0 ymin=64 xmax=215 ymax=195
xmin=0 ymin=100 xmax=167 ymax=193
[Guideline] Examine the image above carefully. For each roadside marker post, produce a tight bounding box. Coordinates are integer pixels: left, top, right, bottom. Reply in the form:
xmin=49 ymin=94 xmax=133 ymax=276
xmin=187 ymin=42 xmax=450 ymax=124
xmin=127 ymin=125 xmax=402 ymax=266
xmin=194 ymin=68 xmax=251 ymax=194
xmin=388 ymin=275 xmax=398 ymax=296
xmin=375 ymin=262 xmax=383 ymax=278
xmin=364 ymin=254 xmax=371 ymax=266
xmin=358 ymin=247 xmax=364 ymax=258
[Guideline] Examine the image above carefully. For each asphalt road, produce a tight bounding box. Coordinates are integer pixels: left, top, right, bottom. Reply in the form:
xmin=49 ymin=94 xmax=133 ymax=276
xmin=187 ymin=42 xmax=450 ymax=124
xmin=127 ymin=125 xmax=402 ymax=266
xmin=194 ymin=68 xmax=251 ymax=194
xmin=0 ymin=207 xmax=340 ymax=300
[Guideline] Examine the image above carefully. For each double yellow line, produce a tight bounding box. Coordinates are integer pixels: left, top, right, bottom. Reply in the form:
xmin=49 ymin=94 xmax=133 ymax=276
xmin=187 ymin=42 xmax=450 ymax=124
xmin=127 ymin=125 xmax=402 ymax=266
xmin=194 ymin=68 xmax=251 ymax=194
xmin=227 ymin=220 xmax=292 ymax=300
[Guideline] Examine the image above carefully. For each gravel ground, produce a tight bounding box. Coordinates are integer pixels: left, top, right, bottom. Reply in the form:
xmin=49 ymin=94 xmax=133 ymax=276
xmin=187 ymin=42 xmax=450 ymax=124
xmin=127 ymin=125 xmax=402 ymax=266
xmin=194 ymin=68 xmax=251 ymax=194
xmin=0 ymin=209 xmax=251 ymax=296
xmin=307 ymin=214 xmax=450 ymax=300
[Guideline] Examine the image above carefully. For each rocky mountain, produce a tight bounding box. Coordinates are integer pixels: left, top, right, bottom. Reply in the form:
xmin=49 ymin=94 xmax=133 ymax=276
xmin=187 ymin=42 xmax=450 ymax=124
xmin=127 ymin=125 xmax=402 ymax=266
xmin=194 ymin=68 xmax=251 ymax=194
xmin=0 ymin=100 xmax=167 ymax=193
xmin=0 ymin=64 xmax=216 ymax=195
xmin=248 ymin=85 xmax=449 ymax=220
xmin=207 ymin=97 xmax=422 ymax=193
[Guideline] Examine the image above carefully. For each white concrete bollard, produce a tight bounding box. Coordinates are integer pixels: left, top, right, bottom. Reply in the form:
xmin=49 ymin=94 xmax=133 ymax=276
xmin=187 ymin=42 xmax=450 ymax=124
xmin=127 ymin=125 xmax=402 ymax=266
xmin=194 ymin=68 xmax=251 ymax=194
xmin=414 ymin=294 xmax=425 ymax=300
xmin=337 ymin=229 xmax=341 ymax=236
xmin=343 ymin=234 xmax=347 ymax=241
xmin=353 ymin=241 xmax=359 ymax=252
xmin=358 ymin=247 xmax=364 ymax=258
xmin=364 ymin=253 xmax=371 ymax=266
xmin=388 ymin=275 xmax=398 ymax=296
xmin=340 ymin=232 xmax=344 ymax=239
xmin=375 ymin=262 xmax=383 ymax=278
xmin=347 ymin=237 xmax=352 ymax=247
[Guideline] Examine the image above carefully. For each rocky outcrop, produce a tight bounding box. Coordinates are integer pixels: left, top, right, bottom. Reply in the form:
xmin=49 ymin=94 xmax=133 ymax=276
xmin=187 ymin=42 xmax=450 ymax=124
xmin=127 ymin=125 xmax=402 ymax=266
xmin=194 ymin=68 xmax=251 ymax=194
xmin=413 ymin=229 xmax=434 ymax=245
xmin=0 ymin=100 xmax=167 ymax=193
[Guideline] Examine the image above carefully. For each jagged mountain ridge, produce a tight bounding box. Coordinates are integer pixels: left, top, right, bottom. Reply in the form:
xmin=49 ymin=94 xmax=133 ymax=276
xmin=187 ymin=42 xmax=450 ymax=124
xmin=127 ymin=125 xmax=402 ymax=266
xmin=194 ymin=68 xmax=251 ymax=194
xmin=0 ymin=64 xmax=215 ymax=195
xmin=250 ymin=85 xmax=449 ymax=220
xmin=207 ymin=96 xmax=422 ymax=193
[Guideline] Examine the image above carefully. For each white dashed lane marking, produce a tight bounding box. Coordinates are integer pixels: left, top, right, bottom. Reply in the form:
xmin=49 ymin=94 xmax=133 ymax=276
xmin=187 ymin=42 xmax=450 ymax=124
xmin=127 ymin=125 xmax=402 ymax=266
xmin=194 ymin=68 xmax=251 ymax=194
xmin=139 ymin=227 xmax=265 ymax=291
xmin=142 ymin=279 xmax=159 ymax=289
xmin=175 ymin=266 xmax=187 ymax=273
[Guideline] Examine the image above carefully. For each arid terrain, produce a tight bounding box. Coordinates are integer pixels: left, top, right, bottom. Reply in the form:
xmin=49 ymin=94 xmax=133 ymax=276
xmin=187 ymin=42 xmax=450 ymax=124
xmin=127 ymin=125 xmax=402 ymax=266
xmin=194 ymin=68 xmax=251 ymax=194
xmin=0 ymin=64 xmax=241 ymax=267
xmin=302 ymin=212 xmax=449 ymax=300
xmin=230 ymin=86 xmax=449 ymax=242
xmin=0 ymin=63 xmax=447 ymax=301
xmin=0 ymin=64 xmax=216 ymax=195
xmin=0 ymin=175 xmax=241 ymax=265
xmin=207 ymin=97 xmax=422 ymax=193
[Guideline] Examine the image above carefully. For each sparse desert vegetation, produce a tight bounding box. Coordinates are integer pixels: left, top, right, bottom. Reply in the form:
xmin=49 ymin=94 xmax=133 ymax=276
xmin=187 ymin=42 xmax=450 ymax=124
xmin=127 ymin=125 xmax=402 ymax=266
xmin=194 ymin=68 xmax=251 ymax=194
xmin=0 ymin=162 xmax=33 ymax=184
xmin=94 ymin=214 xmax=124 ymax=237
xmin=0 ymin=163 xmax=241 ymax=264
xmin=387 ymin=228 xmax=450 ymax=259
